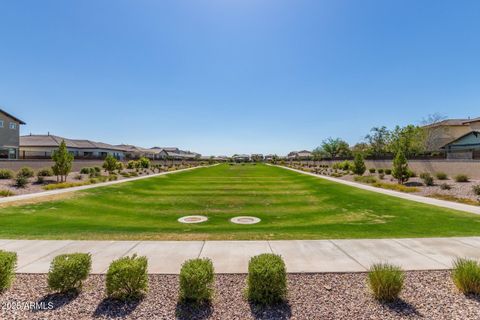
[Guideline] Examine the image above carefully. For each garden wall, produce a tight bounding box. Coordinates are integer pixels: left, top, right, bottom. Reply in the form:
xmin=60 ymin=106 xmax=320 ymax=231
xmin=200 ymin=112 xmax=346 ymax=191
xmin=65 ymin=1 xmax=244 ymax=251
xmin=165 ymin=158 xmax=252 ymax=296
xmin=296 ymin=159 xmax=480 ymax=179
xmin=0 ymin=159 xmax=197 ymax=172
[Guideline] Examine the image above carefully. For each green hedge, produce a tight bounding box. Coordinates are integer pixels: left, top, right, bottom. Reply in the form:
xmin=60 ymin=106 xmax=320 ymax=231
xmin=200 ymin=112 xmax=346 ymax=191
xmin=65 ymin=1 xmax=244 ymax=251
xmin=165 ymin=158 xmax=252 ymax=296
xmin=106 ymin=254 xmax=148 ymax=300
xmin=179 ymin=258 xmax=214 ymax=303
xmin=47 ymin=253 xmax=91 ymax=293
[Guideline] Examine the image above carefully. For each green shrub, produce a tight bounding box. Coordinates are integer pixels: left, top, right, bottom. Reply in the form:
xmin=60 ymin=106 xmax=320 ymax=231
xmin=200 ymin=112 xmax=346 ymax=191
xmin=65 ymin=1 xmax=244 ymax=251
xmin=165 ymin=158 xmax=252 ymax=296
xmin=17 ymin=167 xmax=34 ymax=178
xmin=369 ymin=168 xmax=376 ymax=173
xmin=452 ymin=258 xmax=480 ymax=295
xmin=377 ymin=169 xmax=384 ymax=174
xmin=127 ymin=160 xmax=137 ymax=169
xmin=179 ymin=258 xmax=214 ymax=303
xmin=385 ymin=169 xmax=392 ymax=175
xmin=407 ymin=169 xmax=416 ymax=178
xmin=455 ymin=174 xmax=469 ymax=183
xmin=420 ymin=173 xmax=434 ymax=186
xmin=247 ymin=253 xmax=287 ymax=305
xmin=94 ymin=166 xmax=101 ymax=173
xmin=0 ymin=250 xmax=17 ymax=291
xmin=15 ymin=174 xmax=28 ymax=188
xmin=106 ymin=254 xmax=148 ymax=300
xmin=352 ymin=154 xmax=366 ymax=176
xmin=473 ymin=185 xmax=480 ymax=196
xmin=378 ymin=173 xmax=385 ymax=180
xmin=354 ymin=176 xmax=377 ymax=184
xmin=116 ymin=162 xmax=124 ymax=171
xmin=435 ymin=172 xmax=448 ymax=180
xmin=108 ymin=174 xmax=118 ymax=181
xmin=47 ymin=253 xmax=92 ymax=293
xmin=139 ymin=157 xmax=150 ymax=169
xmin=80 ymin=167 xmax=91 ymax=174
xmin=103 ymin=155 xmax=119 ymax=174
xmin=0 ymin=169 xmax=14 ymax=179
xmin=440 ymin=183 xmax=451 ymax=190
xmin=0 ymin=190 xmax=14 ymax=197
xmin=37 ymin=168 xmax=53 ymax=177
xmin=372 ymin=182 xmax=419 ymax=193
xmin=43 ymin=181 xmax=90 ymax=190
xmin=368 ymin=263 xmax=404 ymax=302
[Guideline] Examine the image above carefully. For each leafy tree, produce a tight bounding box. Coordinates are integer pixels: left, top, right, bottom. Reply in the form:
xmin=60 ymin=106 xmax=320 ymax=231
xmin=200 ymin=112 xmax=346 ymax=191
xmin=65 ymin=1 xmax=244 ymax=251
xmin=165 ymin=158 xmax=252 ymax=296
xmin=365 ymin=126 xmax=390 ymax=157
xmin=352 ymin=153 xmax=366 ymax=175
xmin=320 ymin=138 xmax=352 ymax=159
xmin=51 ymin=140 xmax=74 ymax=183
xmin=138 ymin=157 xmax=150 ymax=168
xmin=389 ymin=125 xmax=425 ymax=157
xmin=392 ymin=150 xmax=409 ymax=184
xmin=103 ymin=154 xmax=119 ymax=174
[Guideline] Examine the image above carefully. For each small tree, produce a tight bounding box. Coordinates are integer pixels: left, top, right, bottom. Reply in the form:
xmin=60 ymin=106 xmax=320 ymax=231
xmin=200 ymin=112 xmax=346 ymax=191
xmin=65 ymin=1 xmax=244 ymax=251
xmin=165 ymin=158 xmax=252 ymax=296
xmin=103 ymin=155 xmax=118 ymax=174
xmin=392 ymin=150 xmax=409 ymax=184
xmin=51 ymin=140 xmax=74 ymax=183
xmin=352 ymin=153 xmax=366 ymax=175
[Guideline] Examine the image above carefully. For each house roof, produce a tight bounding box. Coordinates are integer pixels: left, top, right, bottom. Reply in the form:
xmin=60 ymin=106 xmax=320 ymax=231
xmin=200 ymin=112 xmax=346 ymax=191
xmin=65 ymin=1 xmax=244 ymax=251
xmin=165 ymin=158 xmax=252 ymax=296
xmin=424 ymin=117 xmax=480 ymax=128
xmin=441 ymin=130 xmax=480 ymax=148
xmin=0 ymin=109 xmax=26 ymax=125
xmin=21 ymin=134 xmax=125 ymax=151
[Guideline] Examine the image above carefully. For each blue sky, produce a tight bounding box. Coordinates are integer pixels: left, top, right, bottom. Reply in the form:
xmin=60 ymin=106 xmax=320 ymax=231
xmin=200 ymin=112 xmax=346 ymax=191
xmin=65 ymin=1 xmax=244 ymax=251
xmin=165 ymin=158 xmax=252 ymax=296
xmin=1 ymin=0 xmax=479 ymax=156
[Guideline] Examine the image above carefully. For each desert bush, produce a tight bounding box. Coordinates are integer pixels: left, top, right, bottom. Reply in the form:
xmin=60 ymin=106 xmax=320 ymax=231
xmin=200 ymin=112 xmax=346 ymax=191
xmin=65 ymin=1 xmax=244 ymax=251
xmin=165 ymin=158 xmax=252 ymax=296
xmin=455 ymin=174 xmax=469 ymax=183
xmin=0 ymin=250 xmax=17 ymax=291
xmin=103 ymin=155 xmax=119 ymax=174
xmin=385 ymin=169 xmax=392 ymax=175
xmin=369 ymin=168 xmax=376 ymax=173
xmin=17 ymin=167 xmax=34 ymax=178
xmin=377 ymin=169 xmax=384 ymax=174
xmin=116 ymin=162 xmax=124 ymax=171
xmin=435 ymin=172 xmax=448 ymax=180
xmin=15 ymin=174 xmax=28 ymax=188
xmin=0 ymin=169 xmax=14 ymax=179
xmin=0 ymin=190 xmax=14 ymax=197
xmin=352 ymin=154 xmax=366 ymax=175
xmin=94 ymin=166 xmax=101 ymax=173
xmin=407 ymin=169 xmax=417 ymax=178
xmin=392 ymin=151 xmax=409 ymax=184
xmin=80 ymin=167 xmax=91 ymax=174
xmin=354 ymin=176 xmax=377 ymax=184
xmin=43 ymin=181 xmax=90 ymax=190
xmin=452 ymin=258 xmax=480 ymax=295
xmin=37 ymin=168 xmax=53 ymax=177
xmin=473 ymin=185 xmax=480 ymax=196
xmin=247 ymin=253 xmax=287 ymax=305
xmin=333 ymin=161 xmax=353 ymax=171
xmin=127 ymin=160 xmax=137 ymax=169
xmin=440 ymin=183 xmax=451 ymax=190
xmin=420 ymin=173 xmax=434 ymax=186
xmin=372 ymin=182 xmax=419 ymax=193
xmin=47 ymin=253 xmax=92 ymax=293
xmin=106 ymin=255 xmax=148 ymax=301
xmin=74 ymin=174 xmax=83 ymax=180
xmin=138 ymin=157 xmax=150 ymax=169
xmin=368 ymin=263 xmax=404 ymax=302
xmin=378 ymin=173 xmax=385 ymax=180
xmin=108 ymin=175 xmax=118 ymax=181
xmin=179 ymin=258 xmax=214 ymax=303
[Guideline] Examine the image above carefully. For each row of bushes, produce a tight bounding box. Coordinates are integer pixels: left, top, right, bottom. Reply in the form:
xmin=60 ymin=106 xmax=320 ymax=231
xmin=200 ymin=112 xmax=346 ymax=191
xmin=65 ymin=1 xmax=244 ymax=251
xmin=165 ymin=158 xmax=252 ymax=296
xmin=2 ymin=250 xmax=480 ymax=305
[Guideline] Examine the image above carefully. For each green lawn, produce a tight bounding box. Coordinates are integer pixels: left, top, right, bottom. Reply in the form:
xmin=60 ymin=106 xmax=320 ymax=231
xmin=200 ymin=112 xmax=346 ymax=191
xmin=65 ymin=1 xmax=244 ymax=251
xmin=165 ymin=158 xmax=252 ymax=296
xmin=1 ymin=163 xmax=480 ymax=240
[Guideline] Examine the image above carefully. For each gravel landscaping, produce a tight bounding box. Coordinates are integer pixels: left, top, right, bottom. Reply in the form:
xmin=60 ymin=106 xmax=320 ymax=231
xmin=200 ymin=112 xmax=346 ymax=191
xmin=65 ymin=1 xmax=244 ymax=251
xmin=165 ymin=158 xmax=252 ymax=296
xmin=1 ymin=271 xmax=479 ymax=319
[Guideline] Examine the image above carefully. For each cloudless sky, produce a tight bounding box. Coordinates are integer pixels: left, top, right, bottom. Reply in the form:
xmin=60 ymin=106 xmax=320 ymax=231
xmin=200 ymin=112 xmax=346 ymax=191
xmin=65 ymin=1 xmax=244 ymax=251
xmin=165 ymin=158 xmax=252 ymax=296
xmin=1 ymin=0 xmax=479 ymax=156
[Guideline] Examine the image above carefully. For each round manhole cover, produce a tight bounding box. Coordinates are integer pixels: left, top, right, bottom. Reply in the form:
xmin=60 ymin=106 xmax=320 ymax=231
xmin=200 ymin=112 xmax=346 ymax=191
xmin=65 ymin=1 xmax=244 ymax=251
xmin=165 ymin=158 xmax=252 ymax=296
xmin=230 ymin=216 xmax=261 ymax=225
xmin=178 ymin=215 xmax=208 ymax=224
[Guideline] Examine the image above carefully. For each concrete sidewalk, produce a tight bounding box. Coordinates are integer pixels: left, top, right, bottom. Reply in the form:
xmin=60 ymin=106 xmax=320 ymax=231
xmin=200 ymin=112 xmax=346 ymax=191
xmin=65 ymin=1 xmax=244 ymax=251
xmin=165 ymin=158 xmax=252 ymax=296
xmin=274 ymin=165 xmax=480 ymax=215
xmin=2 ymin=237 xmax=480 ymax=274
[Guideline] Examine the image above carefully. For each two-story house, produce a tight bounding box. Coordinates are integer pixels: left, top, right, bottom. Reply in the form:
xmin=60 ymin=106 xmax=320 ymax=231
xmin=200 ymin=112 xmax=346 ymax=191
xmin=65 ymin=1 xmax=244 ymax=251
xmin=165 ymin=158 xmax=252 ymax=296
xmin=0 ymin=109 xmax=26 ymax=159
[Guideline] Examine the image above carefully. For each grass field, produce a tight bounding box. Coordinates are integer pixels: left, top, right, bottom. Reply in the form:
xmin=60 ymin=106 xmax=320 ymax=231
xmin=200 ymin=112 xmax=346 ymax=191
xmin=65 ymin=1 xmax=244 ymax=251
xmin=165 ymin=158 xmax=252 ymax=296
xmin=1 ymin=163 xmax=480 ymax=240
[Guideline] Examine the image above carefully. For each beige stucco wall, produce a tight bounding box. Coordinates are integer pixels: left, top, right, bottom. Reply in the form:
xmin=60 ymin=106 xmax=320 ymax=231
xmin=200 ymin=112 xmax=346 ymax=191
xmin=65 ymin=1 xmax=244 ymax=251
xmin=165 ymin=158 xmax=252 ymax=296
xmin=0 ymin=113 xmax=20 ymax=148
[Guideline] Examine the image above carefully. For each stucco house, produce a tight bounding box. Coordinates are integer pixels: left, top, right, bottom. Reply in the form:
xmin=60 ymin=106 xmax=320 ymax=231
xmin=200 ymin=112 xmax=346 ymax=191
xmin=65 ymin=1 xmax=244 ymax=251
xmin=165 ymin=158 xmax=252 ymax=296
xmin=0 ymin=109 xmax=26 ymax=159
xmin=441 ymin=131 xmax=480 ymax=159
xmin=20 ymin=134 xmax=125 ymax=160
xmin=287 ymin=150 xmax=313 ymax=160
xmin=423 ymin=117 xmax=480 ymax=151
xmin=151 ymin=147 xmax=200 ymax=160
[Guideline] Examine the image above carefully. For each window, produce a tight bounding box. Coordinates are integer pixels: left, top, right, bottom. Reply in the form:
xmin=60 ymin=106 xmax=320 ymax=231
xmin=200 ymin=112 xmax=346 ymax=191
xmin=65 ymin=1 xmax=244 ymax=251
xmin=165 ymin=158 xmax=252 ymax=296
xmin=0 ymin=120 xmax=3 ymax=127
xmin=9 ymin=122 xmax=16 ymax=130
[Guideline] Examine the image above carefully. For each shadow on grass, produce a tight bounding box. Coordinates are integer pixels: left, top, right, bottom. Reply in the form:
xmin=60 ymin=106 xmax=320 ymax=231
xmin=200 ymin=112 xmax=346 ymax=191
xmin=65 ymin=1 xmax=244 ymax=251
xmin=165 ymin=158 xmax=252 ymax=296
xmin=249 ymin=301 xmax=292 ymax=320
xmin=383 ymin=298 xmax=422 ymax=317
xmin=175 ymin=301 xmax=213 ymax=320
xmin=35 ymin=292 xmax=78 ymax=311
xmin=93 ymin=298 xmax=141 ymax=318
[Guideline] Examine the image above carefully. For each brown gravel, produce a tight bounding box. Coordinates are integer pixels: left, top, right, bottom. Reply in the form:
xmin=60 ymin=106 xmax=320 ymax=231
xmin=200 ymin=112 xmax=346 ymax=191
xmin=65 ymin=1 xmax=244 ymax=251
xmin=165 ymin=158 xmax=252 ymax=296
xmin=1 ymin=271 xmax=480 ymax=319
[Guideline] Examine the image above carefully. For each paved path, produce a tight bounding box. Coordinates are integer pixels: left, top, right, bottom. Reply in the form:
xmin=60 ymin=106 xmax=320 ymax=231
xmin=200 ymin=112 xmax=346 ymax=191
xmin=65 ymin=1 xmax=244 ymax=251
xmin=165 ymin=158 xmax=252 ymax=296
xmin=274 ymin=165 xmax=480 ymax=215
xmin=2 ymin=237 xmax=480 ymax=274
xmin=0 ymin=165 xmax=208 ymax=205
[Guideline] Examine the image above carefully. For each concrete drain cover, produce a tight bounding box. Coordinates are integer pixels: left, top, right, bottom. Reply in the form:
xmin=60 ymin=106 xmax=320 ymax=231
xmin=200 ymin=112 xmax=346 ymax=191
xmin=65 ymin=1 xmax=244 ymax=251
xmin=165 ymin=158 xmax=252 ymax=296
xmin=230 ymin=216 xmax=261 ymax=225
xmin=178 ymin=215 xmax=208 ymax=224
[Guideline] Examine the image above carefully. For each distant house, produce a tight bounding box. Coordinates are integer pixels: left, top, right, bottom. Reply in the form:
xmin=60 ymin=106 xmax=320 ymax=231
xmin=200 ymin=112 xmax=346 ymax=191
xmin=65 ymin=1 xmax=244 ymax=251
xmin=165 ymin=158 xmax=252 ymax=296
xmin=423 ymin=117 xmax=480 ymax=151
xmin=251 ymin=154 xmax=264 ymax=162
xmin=116 ymin=144 xmax=158 ymax=160
xmin=441 ymin=131 xmax=480 ymax=159
xmin=232 ymin=154 xmax=250 ymax=162
xmin=287 ymin=150 xmax=313 ymax=160
xmin=20 ymin=134 xmax=125 ymax=160
xmin=0 ymin=109 xmax=26 ymax=159
xmin=151 ymin=147 xmax=200 ymax=160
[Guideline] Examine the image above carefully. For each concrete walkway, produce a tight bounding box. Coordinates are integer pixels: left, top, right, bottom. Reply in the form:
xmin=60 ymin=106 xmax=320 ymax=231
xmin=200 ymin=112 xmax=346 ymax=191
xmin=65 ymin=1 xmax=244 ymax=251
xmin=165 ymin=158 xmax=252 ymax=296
xmin=274 ymin=165 xmax=480 ymax=215
xmin=2 ymin=237 xmax=480 ymax=274
xmin=0 ymin=165 xmax=208 ymax=205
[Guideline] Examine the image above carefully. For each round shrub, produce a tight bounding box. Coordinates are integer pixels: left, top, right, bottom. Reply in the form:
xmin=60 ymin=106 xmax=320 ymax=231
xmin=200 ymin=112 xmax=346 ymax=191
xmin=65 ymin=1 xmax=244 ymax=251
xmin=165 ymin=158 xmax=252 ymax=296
xmin=440 ymin=183 xmax=452 ymax=190
xmin=80 ymin=167 xmax=91 ymax=174
xmin=377 ymin=169 xmax=384 ymax=174
xmin=0 ymin=169 xmax=14 ymax=180
xmin=47 ymin=253 xmax=92 ymax=293
xmin=455 ymin=174 xmax=469 ymax=183
xmin=17 ymin=167 xmax=34 ymax=178
xmin=420 ymin=173 xmax=434 ymax=186
xmin=15 ymin=174 xmax=28 ymax=188
xmin=106 ymin=254 xmax=148 ymax=301
xmin=247 ymin=253 xmax=287 ymax=305
xmin=473 ymin=185 xmax=480 ymax=196
xmin=368 ymin=263 xmax=404 ymax=302
xmin=37 ymin=168 xmax=53 ymax=177
xmin=369 ymin=168 xmax=376 ymax=174
xmin=0 ymin=250 xmax=17 ymax=291
xmin=179 ymin=258 xmax=214 ymax=303
xmin=385 ymin=169 xmax=392 ymax=175
xmin=452 ymin=258 xmax=480 ymax=295
xmin=435 ymin=172 xmax=448 ymax=180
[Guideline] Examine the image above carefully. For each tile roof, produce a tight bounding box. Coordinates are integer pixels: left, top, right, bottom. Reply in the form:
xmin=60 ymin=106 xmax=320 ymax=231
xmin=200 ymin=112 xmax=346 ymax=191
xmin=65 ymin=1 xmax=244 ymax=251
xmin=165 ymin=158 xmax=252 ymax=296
xmin=0 ymin=109 xmax=26 ymax=125
xmin=21 ymin=134 xmax=125 ymax=151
